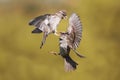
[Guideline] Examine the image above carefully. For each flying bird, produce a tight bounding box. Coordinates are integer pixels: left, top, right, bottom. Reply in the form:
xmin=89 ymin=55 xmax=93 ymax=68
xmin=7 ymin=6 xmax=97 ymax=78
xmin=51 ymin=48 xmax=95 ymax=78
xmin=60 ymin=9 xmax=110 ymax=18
xmin=58 ymin=13 xmax=85 ymax=72
xmin=29 ymin=10 xmax=67 ymax=48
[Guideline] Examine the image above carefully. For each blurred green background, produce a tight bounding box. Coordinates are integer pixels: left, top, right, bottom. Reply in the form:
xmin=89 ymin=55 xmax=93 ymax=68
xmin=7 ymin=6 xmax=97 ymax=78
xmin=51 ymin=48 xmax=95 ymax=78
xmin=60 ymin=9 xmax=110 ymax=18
xmin=0 ymin=0 xmax=120 ymax=80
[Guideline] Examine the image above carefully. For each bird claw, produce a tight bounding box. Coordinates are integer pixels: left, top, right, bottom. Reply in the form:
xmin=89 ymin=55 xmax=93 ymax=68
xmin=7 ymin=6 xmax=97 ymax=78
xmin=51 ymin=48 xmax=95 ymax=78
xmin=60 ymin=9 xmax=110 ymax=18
xmin=49 ymin=51 xmax=58 ymax=55
xmin=54 ymin=32 xmax=60 ymax=36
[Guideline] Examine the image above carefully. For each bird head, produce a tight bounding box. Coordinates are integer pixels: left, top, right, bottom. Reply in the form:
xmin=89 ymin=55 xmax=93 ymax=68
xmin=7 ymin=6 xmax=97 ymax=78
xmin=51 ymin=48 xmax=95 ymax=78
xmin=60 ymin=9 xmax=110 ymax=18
xmin=59 ymin=32 xmax=68 ymax=41
xmin=56 ymin=10 xmax=67 ymax=19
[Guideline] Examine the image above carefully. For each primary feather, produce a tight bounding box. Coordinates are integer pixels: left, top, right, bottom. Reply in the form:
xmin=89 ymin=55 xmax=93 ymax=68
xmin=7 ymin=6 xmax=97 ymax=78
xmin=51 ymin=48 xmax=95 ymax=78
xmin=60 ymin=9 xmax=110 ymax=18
xmin=67 ymin=13 xmax=82 ymax=50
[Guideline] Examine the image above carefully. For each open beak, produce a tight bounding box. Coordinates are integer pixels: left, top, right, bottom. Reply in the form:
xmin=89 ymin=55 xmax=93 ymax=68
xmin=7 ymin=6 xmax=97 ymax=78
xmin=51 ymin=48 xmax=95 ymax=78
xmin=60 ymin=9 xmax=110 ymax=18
xmin=64 ymin=16 xmax=68 ymax=19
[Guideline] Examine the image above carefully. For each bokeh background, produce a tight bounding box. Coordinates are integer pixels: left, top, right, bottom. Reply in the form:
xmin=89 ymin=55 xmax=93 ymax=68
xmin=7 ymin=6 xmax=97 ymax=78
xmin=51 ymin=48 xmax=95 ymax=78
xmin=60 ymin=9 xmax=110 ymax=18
xmin=0 ymin=0 xmax=120 ymax=80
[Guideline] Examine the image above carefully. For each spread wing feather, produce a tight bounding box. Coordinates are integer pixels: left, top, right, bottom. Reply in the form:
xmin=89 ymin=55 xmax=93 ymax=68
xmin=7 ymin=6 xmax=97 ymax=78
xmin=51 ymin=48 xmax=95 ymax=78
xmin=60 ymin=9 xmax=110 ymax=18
xmin=29 ymin=14 xmax=50 ymax=28
xmin=67 ymin=13 xmax=82 ymax=50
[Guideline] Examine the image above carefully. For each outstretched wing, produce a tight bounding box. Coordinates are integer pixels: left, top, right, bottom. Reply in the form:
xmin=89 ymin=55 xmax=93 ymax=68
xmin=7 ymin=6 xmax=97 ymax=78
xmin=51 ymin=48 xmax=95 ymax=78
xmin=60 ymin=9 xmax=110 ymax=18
xmin=29 ymin=14 xmax=50 ymax=28
xmin=29 ymin=14 xmax=51 ymax=48
xmin=67 ymin=13 xmax=82 ymax=50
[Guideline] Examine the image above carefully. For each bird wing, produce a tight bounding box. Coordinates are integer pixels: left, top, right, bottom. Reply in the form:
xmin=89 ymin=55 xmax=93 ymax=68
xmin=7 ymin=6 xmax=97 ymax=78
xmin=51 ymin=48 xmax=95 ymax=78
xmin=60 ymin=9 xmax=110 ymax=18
xmin=29 ymin=14 xmax=51 ymax=48
xmin=29 ymin=14 xmax=50 ymax=28
xmin=67 ymin=13 xmax=82 ymax=50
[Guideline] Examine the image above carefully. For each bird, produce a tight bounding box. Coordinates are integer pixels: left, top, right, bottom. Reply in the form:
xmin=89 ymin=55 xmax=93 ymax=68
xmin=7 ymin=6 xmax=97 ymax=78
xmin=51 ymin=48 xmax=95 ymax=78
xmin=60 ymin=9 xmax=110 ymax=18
xmin=58 ymin=13 xmax=85 ymax=72
xmin=28 ymin=10 xmax=67 ymax=48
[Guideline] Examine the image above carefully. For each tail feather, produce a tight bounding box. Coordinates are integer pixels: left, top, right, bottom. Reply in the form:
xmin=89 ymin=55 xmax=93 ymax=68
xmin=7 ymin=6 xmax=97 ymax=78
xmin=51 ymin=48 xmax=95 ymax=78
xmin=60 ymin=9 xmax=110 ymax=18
xmin=64 ymin=56 xmax=78 ymax=72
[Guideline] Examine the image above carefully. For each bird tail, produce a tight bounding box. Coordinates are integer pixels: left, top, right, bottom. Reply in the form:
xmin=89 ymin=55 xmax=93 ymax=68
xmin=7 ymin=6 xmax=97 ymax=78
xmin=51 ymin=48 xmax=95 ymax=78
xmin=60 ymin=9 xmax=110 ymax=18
xmin=64 ymin=55 xmax=78 ymax=72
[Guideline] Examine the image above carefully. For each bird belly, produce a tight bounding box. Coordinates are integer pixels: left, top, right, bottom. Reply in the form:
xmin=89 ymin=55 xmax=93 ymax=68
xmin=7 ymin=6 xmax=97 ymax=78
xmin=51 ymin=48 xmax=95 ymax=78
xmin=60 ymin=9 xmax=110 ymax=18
xmin=49 ymin=16 xmax=61 ymax=31
xmin=59 ymin=46 xmax=70 ymax=57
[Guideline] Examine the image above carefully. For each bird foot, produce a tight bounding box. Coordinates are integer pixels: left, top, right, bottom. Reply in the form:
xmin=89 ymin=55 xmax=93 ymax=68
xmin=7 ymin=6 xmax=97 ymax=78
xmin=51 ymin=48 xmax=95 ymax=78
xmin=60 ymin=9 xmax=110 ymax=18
xmin=49 ymin=51 xmax=58 ymax=55
xmin=54 ymin=32 xmax=60 ymax=36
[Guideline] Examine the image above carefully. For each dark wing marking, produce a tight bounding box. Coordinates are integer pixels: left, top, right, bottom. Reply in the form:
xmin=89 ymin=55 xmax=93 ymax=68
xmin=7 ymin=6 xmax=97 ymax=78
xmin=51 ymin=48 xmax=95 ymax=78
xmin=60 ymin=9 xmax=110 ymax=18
xmin=67 ymin=13 xmax=82 ymax=50
xmin=32 ymin=28 xmax=42 ymax=33
xmin=29 ymin=14 xmax=50 ymax=27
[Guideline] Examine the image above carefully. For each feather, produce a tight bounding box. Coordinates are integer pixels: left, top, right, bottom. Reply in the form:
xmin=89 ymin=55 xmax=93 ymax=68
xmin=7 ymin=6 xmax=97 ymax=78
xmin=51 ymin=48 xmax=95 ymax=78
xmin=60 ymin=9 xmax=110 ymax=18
xmin=67 ymin=13 xmax=82 ymax=50
xmin=29 ymin=14 xmax=50 ymax=27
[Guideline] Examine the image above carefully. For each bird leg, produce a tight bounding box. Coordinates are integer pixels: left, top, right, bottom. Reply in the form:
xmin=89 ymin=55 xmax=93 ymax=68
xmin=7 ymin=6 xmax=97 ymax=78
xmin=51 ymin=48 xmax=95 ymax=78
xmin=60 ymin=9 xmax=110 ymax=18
xmin=49 ymin=51 xmax=59 ymax=55
xmin=52 ymin=30 xmax=60 ymax=36
xmin=54 ymin=32 xmax=60 ymax=36
xmin=40 ymin=33 xmax=47 ymax=49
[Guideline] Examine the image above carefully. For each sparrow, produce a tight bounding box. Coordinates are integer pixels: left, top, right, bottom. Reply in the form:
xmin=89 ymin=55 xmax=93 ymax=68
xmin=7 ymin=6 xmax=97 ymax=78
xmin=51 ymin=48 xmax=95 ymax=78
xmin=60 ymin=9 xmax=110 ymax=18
xmin=28 ymin=10 xmax=67 ymax=48
xmin=58 ymin=13 xmax=85 ymax=72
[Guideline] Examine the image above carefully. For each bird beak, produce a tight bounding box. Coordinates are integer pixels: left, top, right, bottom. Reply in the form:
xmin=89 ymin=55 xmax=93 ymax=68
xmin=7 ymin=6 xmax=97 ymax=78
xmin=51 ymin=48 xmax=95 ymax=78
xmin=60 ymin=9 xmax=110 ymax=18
xmin=64 ymin=16 xmax=68 ymax=19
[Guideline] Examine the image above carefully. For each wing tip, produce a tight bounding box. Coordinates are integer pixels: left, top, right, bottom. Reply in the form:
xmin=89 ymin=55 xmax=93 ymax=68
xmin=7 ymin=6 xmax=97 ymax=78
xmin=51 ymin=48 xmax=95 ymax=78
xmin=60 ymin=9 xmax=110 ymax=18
xmin=71 ymin=13 xmax=79 ymax=18
xmin=28 ymin=19 xmax=34 ymax=25
xmin=69 ymin=13 xmax=80 ymax=22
